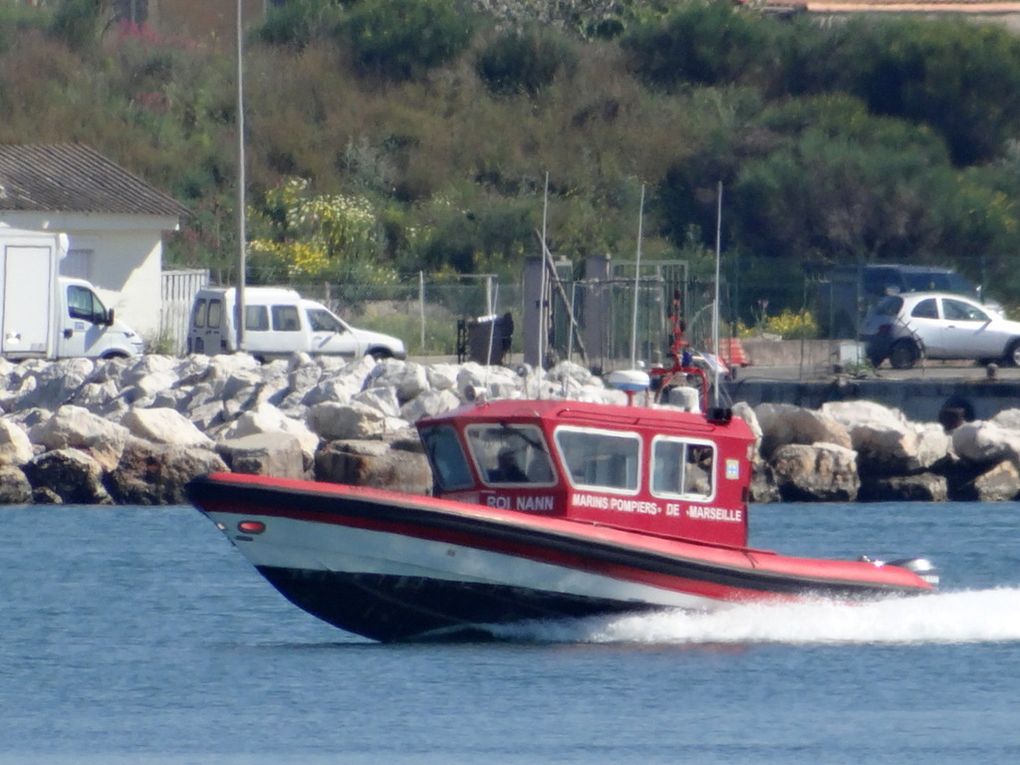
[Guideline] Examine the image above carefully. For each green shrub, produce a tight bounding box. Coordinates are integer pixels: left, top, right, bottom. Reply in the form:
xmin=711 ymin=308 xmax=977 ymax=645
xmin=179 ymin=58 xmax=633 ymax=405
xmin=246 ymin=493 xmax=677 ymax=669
xmin=621 ymin=1 xmax=770 ymax=89
xmin=476 ymin=25 xmax=577 ymax=96
xmin=257 ymin=0 xmax=343 ymax=48
xmin=336 ymin=0 xmax=475 ymax=81
xmin=413 ymin=196 xmax=534 ymax=275
xmin=49 ymin=0 xmax=111 ymax=53
xmin=0 ymin=2 xmax=50 ymax=53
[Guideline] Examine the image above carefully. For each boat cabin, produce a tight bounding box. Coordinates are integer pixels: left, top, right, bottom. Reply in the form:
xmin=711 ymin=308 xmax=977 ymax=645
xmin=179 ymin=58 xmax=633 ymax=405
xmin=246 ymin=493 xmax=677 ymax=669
xmin=417 ymin=399 xmax=756 ymax=548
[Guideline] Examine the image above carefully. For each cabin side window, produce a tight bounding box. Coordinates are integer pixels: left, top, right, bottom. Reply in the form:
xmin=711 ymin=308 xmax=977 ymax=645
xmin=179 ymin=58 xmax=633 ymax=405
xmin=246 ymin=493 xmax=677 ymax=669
xmin=307 ymin=308 xmax=345 ymax=333
xmin=419 ymin=425 xmax=473 ymax=491
xmin=555 ymin=427 xmax=640 ymax=493
xmin=651 ymin=437 xmax=715 ymax=500
xmin=272 ymin=305 xmax=302 ymax=332
xmin=465 ymin=424 xmax=555 ymax=486
xmin=245 ymin=305 xmax=270 ymax=332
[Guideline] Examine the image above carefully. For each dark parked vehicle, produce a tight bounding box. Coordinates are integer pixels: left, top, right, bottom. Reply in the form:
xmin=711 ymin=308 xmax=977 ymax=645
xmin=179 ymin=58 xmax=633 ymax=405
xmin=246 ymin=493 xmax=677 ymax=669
xmin=862 ymin=291 xmax=1020 ymax=369
xmin=811 ymin=263 xmax=994 ymax=338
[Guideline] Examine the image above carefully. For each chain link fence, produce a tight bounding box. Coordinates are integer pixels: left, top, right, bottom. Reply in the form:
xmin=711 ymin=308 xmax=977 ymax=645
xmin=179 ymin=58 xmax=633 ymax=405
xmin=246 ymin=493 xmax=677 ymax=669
xmin=179 ymin=258 xmax=873 ymax=365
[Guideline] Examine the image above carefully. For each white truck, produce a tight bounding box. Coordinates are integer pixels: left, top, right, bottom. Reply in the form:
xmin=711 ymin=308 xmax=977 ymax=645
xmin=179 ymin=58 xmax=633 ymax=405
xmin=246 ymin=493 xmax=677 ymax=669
xmin=0 ymin=228 xmax=145 ymax=360
xmin=187 ymin=286 xmax=406 ymax=361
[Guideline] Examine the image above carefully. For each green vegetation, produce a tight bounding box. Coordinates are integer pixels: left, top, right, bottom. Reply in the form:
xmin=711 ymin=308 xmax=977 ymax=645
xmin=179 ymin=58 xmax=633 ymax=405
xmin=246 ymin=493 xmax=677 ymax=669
xmin=3 ymin=0 xmax=1020 ymax=323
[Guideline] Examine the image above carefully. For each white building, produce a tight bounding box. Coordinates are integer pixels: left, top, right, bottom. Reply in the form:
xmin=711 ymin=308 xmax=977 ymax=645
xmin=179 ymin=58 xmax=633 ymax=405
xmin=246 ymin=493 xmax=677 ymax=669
xmin=0 ymin=143 xmax=187 ymax=340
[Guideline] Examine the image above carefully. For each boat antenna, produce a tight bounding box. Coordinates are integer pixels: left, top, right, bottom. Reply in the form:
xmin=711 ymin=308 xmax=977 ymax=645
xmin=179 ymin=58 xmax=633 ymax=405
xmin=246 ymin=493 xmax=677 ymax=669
xmin=537 ymin=171 xmax=550 ymax=398
xmin=235 ymin=0 xmax=246 ymax=353
xmin=484 ymin=282 xmax=500 ymax=392
xmin=713 ymin=181 xmax=723 ymax=409
xmin=630 ymin=184 xmax=645 ymax=370
xmin=563 ymin=279 xmax=577 ymax=398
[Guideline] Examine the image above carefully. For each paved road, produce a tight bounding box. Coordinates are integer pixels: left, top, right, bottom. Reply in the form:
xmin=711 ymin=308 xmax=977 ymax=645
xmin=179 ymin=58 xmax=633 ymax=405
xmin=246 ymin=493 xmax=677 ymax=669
xmin=732 ymin=360 xmax=1020 ymax=383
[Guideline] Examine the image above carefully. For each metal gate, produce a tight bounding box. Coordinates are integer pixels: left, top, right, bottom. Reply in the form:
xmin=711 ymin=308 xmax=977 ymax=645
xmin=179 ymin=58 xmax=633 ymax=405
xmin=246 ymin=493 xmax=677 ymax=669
xmin=160 ymin=269 xmax=208 ymax=354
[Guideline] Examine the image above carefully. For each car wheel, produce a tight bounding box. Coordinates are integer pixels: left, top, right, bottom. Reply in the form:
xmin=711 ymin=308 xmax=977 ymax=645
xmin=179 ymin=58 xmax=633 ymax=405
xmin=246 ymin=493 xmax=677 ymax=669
xmin=889 ymin=340 xmax=919 ymax=369
xmin=1005 ymin=340 xmax=1020 ymax=367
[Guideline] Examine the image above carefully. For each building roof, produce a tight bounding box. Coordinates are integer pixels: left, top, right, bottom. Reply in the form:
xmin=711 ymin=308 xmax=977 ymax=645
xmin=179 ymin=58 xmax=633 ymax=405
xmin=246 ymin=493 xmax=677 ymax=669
xmin=0 ymin=143 xmax=188 ymax=218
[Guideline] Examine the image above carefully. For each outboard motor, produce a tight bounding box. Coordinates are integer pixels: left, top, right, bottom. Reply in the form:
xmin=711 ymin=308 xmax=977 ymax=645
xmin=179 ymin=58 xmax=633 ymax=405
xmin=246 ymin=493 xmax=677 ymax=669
xmin=888 ymin=558 xmax=940 ymax=587
xmin=860 ymin=555 xmax=939 ymax=588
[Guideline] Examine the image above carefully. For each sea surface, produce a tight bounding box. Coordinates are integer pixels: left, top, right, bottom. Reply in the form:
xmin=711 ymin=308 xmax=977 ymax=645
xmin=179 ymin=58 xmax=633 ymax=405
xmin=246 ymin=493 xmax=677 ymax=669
xmin=3 ymin=501 xmax=1020 ymax=765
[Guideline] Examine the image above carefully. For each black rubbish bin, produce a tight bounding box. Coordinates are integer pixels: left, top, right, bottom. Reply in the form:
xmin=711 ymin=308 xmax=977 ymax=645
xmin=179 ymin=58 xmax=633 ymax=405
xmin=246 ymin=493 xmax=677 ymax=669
xmin=460 ymin=312 xmax=513 ymax=365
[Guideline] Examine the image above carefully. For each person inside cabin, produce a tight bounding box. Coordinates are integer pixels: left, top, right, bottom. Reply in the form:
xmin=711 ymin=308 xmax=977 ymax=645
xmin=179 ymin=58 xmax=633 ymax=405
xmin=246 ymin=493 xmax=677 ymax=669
xmin=684 ymin=445 xmax=714 ymax=496
xmin=490 ymin=446 xmax=528 ymax=483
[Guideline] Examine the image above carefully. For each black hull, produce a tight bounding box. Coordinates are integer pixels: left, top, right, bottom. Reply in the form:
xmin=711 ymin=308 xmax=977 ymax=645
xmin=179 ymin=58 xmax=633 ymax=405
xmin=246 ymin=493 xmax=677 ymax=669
xmin=257 ymin=567 xmax=648 ymax=642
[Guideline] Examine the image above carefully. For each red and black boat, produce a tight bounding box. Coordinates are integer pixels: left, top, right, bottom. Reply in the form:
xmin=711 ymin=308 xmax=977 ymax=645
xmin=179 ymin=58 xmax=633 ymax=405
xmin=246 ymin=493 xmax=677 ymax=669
xmin=187 ymin=388 xmax=938 ymax=642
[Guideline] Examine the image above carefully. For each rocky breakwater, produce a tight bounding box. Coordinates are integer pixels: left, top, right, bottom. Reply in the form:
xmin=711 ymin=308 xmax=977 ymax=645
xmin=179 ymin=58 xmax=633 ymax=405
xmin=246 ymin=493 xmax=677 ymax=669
xmin=744 ymin=400 xmax=1020 ymax=502
xmin=1 ymin=353 xmax=1018 ymax=505
xmin=0 ymin=354 xmax=622 ymax=506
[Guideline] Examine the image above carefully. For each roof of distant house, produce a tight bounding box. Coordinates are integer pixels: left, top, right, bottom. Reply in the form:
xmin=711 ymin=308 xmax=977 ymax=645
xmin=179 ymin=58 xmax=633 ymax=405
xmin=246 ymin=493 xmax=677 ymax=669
xmin=0 ymin=143 xmax=188 ymax=217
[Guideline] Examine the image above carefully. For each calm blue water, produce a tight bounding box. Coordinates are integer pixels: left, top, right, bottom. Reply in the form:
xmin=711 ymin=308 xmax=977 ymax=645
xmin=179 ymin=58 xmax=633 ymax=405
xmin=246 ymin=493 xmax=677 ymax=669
xmin=3 ymin=501 xmax=1020 ymax=765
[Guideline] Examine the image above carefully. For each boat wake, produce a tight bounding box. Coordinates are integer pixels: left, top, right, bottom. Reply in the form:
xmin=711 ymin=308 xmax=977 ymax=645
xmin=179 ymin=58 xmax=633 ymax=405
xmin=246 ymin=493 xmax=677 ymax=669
xmin=484 ymin=587 xmax=1020 ymax=645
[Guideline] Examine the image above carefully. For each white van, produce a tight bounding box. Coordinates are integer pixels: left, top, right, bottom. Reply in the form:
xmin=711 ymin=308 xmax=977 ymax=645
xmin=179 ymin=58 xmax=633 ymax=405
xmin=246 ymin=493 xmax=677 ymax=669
xmin=1 ymin=227 xmax=144 ymax=360
xmin=187 ymin=287 xmax=406 ymax=361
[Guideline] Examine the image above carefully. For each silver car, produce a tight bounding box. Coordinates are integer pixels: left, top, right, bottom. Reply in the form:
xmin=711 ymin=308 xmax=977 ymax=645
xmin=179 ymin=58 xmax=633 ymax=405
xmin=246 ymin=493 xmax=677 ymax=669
xmin=862 ymin=291 xmax=1020 ymax=369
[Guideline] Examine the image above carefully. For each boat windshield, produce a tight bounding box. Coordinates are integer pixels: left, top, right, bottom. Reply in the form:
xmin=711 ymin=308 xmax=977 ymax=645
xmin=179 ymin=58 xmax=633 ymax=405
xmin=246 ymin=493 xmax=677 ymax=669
xmin=419 ymin=425 xmax=473 ymax=490
xmin=465 ymin=424 xmax=555 ymax=486
xmin=555 ymin=427 xmax=640 ymax=493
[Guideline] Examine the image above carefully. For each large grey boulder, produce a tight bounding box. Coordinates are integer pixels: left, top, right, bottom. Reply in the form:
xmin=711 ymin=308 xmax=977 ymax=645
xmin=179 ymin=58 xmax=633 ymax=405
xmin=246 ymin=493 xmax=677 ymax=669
xmin=28 ymin=405 xmax=131 ymax=472
xmin=754 ymin=403 xmax=852 ymax=459
xmin=970 ymin=460 xmax=1020 ymax=502
xmin=0 ymin=419 xmax=34 ymax=466
xmin=990 ymin=408 xmax=1020 ymax=431
xmin=426 ymin=363 xmax=460 ymax=391
xmin=120 ymin=354 xmax=179 ymax=398
xmin=121 ymin=407 xmax=214 ymax=448
xmin=4 ymin=357 xmax=94 ymax=410
xmin=315 ymin=439 xmax=432 ymax=494
xmin=0 ymin=464 xmax=32 ymax=504
xmin=286 ymin=352 xmax=323 ymax=396
xmin=748 ymin=462 xmax=780 ymax=503
xmin=219 ymin=402 xmax=320 ymax=463
xmin=456 ymin=363 xmax=523 ymax=401
xmin=951 ymin=421 xmax=1020 ymax=466
xmin=546 ymin=361 xmax=598 ymax=388
xmin=22 ymin=448 xmax=112 ymax=504
xmin=821 ymin=400 xmax=946 ymax=474
xmin=365 ymin=360 xmax=430 ymax=404
xmin=353 ymin=386 xmax=402 ymax=418
xmin=732 ymin=402 xmax=762 ymax=457
xmin=306 ymin=400 xmax=387 ymax=441
xmin=217 ymin=432 xmax=310 ymax=479
xmin=187 ymin=399 xmax=229 ymax=432
xmin=770 ymin=442 xmax=860 ymax=502
xmin=296 ymin=355 xmax=376 ymax=408
xmin=69 ymin=379 xmax=125 ymax=416
xmin=400 ymin=389 xmax=462 ymax=423
xmin=107 ymin=438 xmax=228 ymax=505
